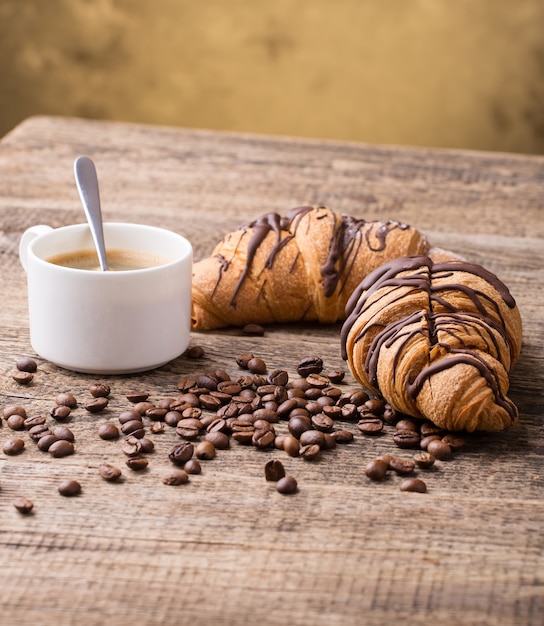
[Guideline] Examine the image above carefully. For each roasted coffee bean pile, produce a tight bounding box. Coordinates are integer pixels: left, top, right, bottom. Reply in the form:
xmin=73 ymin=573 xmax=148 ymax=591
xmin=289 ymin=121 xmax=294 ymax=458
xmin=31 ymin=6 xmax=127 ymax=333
xmin=2 ymin=350 xmax=468 ymax=511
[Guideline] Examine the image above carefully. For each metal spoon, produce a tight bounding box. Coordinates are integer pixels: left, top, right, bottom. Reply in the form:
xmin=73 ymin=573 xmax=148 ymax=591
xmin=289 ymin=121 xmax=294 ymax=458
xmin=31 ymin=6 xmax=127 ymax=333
xmin=74 ymin=155 xmax=109 ymax=271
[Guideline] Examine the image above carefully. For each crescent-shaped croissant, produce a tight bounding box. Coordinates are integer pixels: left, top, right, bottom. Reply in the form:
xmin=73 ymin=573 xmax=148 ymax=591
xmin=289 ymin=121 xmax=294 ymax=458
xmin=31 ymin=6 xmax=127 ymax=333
xmin=341 ymin=256 xmax=522 ymax=432
xmin=191 ymin=206 xmax=453 ymax=330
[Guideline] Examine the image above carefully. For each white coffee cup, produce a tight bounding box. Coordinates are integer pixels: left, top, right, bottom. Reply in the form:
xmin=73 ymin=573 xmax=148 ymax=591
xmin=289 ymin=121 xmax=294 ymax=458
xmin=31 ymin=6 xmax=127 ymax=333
xmin=19 ymin=222 xmax=192 ymax=374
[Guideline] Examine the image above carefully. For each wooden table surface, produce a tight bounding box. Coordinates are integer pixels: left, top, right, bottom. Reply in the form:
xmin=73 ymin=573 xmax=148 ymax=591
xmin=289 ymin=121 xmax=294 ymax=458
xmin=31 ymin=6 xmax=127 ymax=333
xmin=0 ymin=116 xmax=543 ymax=626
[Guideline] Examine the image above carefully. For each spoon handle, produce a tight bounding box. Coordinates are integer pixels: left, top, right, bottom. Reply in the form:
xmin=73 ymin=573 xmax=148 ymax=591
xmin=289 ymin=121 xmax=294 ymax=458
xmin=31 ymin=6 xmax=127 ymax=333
xmin=74 ymin=156 xmax=109 ymax=271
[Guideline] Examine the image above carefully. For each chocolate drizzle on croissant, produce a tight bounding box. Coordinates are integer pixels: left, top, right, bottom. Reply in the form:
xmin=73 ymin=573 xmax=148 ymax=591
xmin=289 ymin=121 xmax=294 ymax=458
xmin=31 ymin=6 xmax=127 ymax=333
xmin=341 ymin=256 xmax=522 ymax=432
xmin=192 ymin=207 xmax=430 ymax=330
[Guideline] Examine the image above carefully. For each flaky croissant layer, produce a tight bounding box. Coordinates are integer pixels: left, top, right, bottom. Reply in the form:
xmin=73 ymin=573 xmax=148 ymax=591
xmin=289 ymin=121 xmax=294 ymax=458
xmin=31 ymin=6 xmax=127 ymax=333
xmin=341 ymin=256 xmax=522 ymax=432
xmin=191 ymin=206 xmax=440 ymax=330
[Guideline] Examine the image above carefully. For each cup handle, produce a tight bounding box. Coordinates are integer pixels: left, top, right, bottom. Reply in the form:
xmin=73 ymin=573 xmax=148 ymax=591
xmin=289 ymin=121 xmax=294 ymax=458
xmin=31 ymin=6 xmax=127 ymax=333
xmin=19 ymin=225 xmax=53 ymax=272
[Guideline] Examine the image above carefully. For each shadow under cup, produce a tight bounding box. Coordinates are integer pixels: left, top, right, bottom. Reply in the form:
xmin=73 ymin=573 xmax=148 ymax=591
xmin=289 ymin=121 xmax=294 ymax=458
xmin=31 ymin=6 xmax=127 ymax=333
xmin=21 ymin=222 xmax=193 ymax=374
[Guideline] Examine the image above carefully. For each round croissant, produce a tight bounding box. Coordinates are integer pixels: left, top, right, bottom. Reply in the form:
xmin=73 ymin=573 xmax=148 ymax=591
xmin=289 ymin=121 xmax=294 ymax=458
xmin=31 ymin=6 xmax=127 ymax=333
xmin=341 ymin=256 xmax=522 ymax=432
xmin=191 ymin=206 xmax=452 ymax=330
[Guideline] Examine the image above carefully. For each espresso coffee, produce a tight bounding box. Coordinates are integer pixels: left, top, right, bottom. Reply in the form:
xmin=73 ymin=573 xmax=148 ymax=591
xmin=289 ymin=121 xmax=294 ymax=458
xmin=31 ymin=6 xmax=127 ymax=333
xmin=46 ymin=248 xmax=169 ymax=271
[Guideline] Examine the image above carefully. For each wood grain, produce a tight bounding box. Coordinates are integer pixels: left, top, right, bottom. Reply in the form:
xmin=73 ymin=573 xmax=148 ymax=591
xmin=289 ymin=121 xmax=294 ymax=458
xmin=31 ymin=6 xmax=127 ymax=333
xmin=0 ymin=116 xmax=543 ymax=626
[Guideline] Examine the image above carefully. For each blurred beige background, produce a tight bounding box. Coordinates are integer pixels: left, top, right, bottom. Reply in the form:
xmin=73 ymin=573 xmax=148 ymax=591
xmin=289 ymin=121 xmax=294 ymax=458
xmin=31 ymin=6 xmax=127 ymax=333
xmin=1 ymin=0 xmax=543 ymax=153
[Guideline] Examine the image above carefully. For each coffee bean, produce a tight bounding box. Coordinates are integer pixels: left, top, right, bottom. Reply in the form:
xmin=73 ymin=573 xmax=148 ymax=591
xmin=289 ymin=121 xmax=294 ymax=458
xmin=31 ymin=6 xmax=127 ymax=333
xmin=236 ymin=353 xmax=254 ymax=369
xmin=247 ymin=357 xmax=267 ymax=374
xmin=321 ymin=404 xmax=342 ymax=420
xmin=283 ymin=434 xmax=300 ymax=457
xmin=297 ymin=357 xmax=323 ymax=377
xmin=420 ymin=421 xmax=443 ymax=436
xmin=242 ymin=323 xmax=265 ymax=336
xmin=37 ymin=434 xmax=59 ymax=452
xmin=288 ymin=415 xmax=312 ymax=438
xmin=195 ymin=440 xmax=216 ymax=460
xmin=364 ymin=398 xmax=386 ymax=414
xmin=121 ymin=419 xmax=145 ymax=436
xmin=125 ymin=456 xmax=149 ymax=471
xmin=330 ymin=429 xmax=354 ymax=444
xmin=311 ymin=413 xmax=334 ymax=432
xmin=267 ymin=369 xmax=289 ymax=386
xmin=198 ymin=394 xmax=222 ymax=411
xmin=169 ymin=441 xmax=194 ymax=465
xmin=325 ymin=370 xmax=345 ymax=384
xmin=85 ymin=397 xmax=109 ymax=413
xmin=149 ymin=421 xmax=165 ymax=434
xmin=28 ymin=424 xmax=50 ymax=441
xmin=98 ymin=423 xmax=120 ymax=440
xmin=89 ymin=382 xmax=111 ymax=398
xmin=12 ymin=371 xmax=33 ymax=385
xmin=252 ymin=429 xmax=275 ymax=449
xmin=3 ymin=405 xmax=27 ymax=419
xmin=389 ymin=458 xmax=416 ymax=475
xmin=51 ymin=426 xmax=75 ymax=442
xmin=400 ymin=478 xmax=427 ymax=493
xmin=121 ymin=437 xmax=143 ymax=456
xmin=126 ymin=391 xmax=149 ymax=403
xmin=427 ymin=439 xmax=452 ymax=460
xmin=299 ymin=430 xmax=326 ymax=448
xmin=395 ymin=418 xmax=418 ymax=431
xmin=50 ymin=405 xmax=72 ymax=421
xmin=139 ymin=437 xmax=155 ymax=453
xmin=205 ymin=431 xmax=230 ymax=450
xmin=322 ymin=433 xmax=337 ymax=450
xmin=441 ymin=434 xmax=466 ymax=452
xmin=118 ymin=409 xmax=142 ymax=424
xmin=413 ymin=451 xmax=436 ymax=469
xmin=299 ymin=443 xmax=321 ymax=461
xmin=357 ymin=417 xmax=384 ymax=435
xmin=6 ymin=414 xmax=25 ymax=430
xmin=16 ymin=357 xmax=38 ymax=373
xmin=13 ymin=496 xmax=34 ymax=514
xmin=393 ymin=430 xmax=420 ymax=448
xmin=162 ymin=470 xmax=189 ymax=485
xmin=98 ymin=463 xmax=123 ymax=481
xmin=176 ymin=418 xmax=203 ymax=439
xmin=48 ymin=440 xmax=75 ymax=458
xmin=349 ymin=390 xmax=369 ymax=406
xmin=306 ymin=373 xmax=329 ymax=389
xmin=184 ymin=345 xmax=205 ymax=359
xmin=340 ymin=404 xmax=358 ymax=420
xmin=183 ymin=459 xmax=202 ymax=474
xmin=264 ymin=459 xmax=286 ymax=482
xmin=58 ymin=479 xmax=81 ymax=497
xmin=419 ymin=434 xmax=441 ymax=450
xmin=365 ymin=459 xmax=389 ymax=481
xmin=56 ymin=392 xmax=77 ymax=409
xmin=145 ymin=407 xmax=168 ymax=421
xmin=3 ymin=437 xmax=25 ymax=455
xmin=176 ymin=377 xmax=197 ymax=392
xmin=276 ymin=475 xmax=298 ymax=494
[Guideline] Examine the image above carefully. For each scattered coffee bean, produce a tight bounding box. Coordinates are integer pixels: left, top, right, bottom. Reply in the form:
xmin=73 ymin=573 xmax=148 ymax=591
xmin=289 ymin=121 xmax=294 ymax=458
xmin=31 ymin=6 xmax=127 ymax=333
xmin=13 ymin=496 xmax=34 ymax=514
xmin=205 ymin=431 xmax=230 ymax=450
xmin=98 ymin=463 xmax=123 ymax=481
xmin=118 ymin=409 xmax=143 ymax=424
xmin=28 ymin=424 xmax=50 ymax=441
xmin=55 ymin=392 xmax=78 ymax=409
xmin=48 ymin=439 xmax=75 ymax=458
xmin=168 ymin=441 xmax=194 ymax=466
xmin=139 ymin=437 xmax=155 ymax=454
xmin=6 ymin=414 xmax=26 ymax=430
xmin=392 ymin=430 xmax=420 ymax=448
xmin=98 ymin=423 xmax=120 ymax=440
xmin=326 ymin=370 xmax=345 ymax=384
xmin=413 ymin=451 xmax=436 ymax=469
xmin=242 ymin=323 xmax=265 ymax=336
xmin=162 ymin=470 xmax=190 ymax=485
xmin=400 ymin=478 xmax=427 ymax=493
xmin=51 ymin=426 xmax=75 ymax=442
xmin=185 ymin=345 xmax=206 ymax=359
xmin=16 ymin=357 xmax=38 ymax=373
xmin=58 ymin=479 xmax=81 ymax=497
xmin=126 ymin=391 xmax=149 ymax=403
xmin=299 ymin=443 xmax=321 ymax=461
xmin=3 ymin=437 xmax=25 ymax=455
xmin=365 ymin=459 xmax=389 ymax=481
xmin=297 ymin=357 xmax=323 ymax=377
xmin=12 ymin=371 xmax=33 ymax=385
xmin=149 ymin=421 xmax=165 ymax=434
xmin=247 ymin=357 xmax=267 ymax=374
xmin=126 ymin=456 xmax=149 ymax=471
xmin=276 ymin=475 xmax=298 ymax=494
xmin=268 ymin=369 xmax=289 ymax=386
xmin=50 ymin=405 xmax=72 ymax=421
xmin=283 ymin=434 xmax=300 ymax=457
xmin=121 ymin=436 xmax=143 ymax=456
xmin=37 ymin=434 xmax=59 ymax=452
xmin=264 ymin=459 xmax=286 ymax=482
xmin=330 ymin=429 xmax=354 ymax=444
xmin=427 ymin=439 xmax=452 ymax=460
xmin=183 ymin=459 xmax=202 ymax=474
xmin=195 ymin=440 xmax=216 ymax=460
xmin=389 ymin=458 xmax=416 ymax=475
xmin=85 ymin=397 xmax=109 ymax=413
xmin=357 ymin=417 xmax=384 ymax=435
xmin=89 ymin=382 xmax=111 ymax=398
xmin=236 ymin=353 xmax=254 ymax=369
xmin=3 ymin=405 xmax=27 ymax=419
xmin=441 ymin=434 xmax=466 ymax=452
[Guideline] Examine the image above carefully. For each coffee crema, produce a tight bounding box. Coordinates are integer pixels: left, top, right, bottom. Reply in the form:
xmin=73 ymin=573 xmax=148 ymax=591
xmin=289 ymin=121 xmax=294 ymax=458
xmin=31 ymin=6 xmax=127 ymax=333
xmin=46 ymin=248 xmax=169 ymax=271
